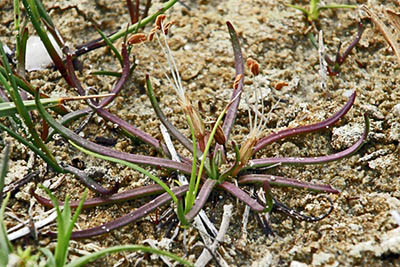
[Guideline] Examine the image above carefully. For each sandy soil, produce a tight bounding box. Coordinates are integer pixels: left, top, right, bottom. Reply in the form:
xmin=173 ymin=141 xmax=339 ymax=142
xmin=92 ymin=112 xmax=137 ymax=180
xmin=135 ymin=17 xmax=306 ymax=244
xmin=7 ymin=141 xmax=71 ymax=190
xmin=1 ymin=0 xmax=400 ymax=266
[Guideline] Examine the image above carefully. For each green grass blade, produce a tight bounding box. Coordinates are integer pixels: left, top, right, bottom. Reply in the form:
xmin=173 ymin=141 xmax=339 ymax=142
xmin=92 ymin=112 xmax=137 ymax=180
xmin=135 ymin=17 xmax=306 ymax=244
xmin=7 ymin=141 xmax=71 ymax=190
xmin=0 ymin=70 xmax=25 ymax=129
xmin=69 ymin=141 xmax=178 ymax=205
xmin=310 ymin=0 xmax=320 ymax=15
xmin=146 ymin=76 xmax=193 ymax=153
xmin=0 ymin=94 xmax=101 ymax=118
xmin=193 ymin=101 xmax=231 ymax=202
xmin=0 ymin=146 xmax=12 ymax=267
xmin=0 ymin=145 xmax=10 ymax=206
xmin=22 ymin=0 xmax=72 ymax=86
xmin=0 ymin=122 xmax=64 ymax=173
xmin=308 ymin=32 xmax=318 ymax=49
xmin=41 ymin=186 xmax=88 ymax=267
xmin=0 ymin=66 xmax=33 ymax=95
xmin=16 ymin=26 xmax=29 ymax=76
xmin=13 ymin=0 xmax=20 ymax=31
xmin=91 ymin=70 xmax=122 ymax=77
xmin=286 ymin=4 xmax=309 ymax=16
xmin=0 ymin=65 xmax=67 ymax=115
xmin=0 ymin=98 xmax=62 ymax=117
xmin=184 ymin=117 xmax=197 ymax=214
xmin=0 ymin=192 xmax=12 ymax=267
xmin=40 ymin=186 xmax=67 ymax=267
xmin=66 ymin=189 xmax=88 ymax=246
xmin=319 ymin=4 xmax=357 ymax=11
xmin=108 ymin=0 xmax=178 ymax=42
xmin=39 ymin=248 xmax=55 ymax=267
xmin=33 ymin=0 xmax=55 ymax=28
xmin=0 ymin=41 xmax=59 ymax=166
xmin=66 ymin=245 xmax=193 ymax=267
xmin=56 ymin=196 xmax=71 ymax=267
xmin=96 ymin=28 xmax=123 ymax=67
xmin=46 ymin=109 xmax=90 ymax=142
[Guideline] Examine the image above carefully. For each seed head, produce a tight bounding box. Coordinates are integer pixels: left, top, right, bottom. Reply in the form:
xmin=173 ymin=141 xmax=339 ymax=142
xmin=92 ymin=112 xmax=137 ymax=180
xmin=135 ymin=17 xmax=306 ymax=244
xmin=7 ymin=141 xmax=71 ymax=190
xmin=128 ymin=33 xmax=147 ymax=45
xmin=247 ymin=58 xmax=259 ymax=76
xmin=183 ymin=96 xmax=205 ymax=141
xmin=239 ymin=88 xmax=268 ymax=166
xmin=163 ymin=20 xmax=174 ymax=35
xmin=212 ymin=122 xmax=226 ymax=145
xmin=151 ymin=15 xmax=206 ymax=144
xmin=274 ymin=81 xmax=288 ymax=90
xmin=148 ymin=28 xmax=157 ymax=41
xmin=155 ymin=14 xmax=167 ymax=30
xmin=239 ymin=135 xmax=258 ymax=165
xmin=149 ymin=15 xmax=169 ymax=41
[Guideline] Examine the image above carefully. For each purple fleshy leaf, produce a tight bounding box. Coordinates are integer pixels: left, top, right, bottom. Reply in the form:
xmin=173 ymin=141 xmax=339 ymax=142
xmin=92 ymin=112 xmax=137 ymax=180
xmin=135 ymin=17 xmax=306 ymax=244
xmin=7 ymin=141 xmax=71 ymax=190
xmin=96 ymin=44 xmax=130 ymax=108
xmin=184 ymin=179 xmax=217 ymax=221
xmin=238 ymin=174 xmax=339 ymax=194
xmin=32 ymin=184 xmax=165 ymax=209
xmin=254 ymin=92 xmax=356 ymax=153
xmin=47 ymin=185 xmax=189 ymax=239
xmin=249 ymin=114 xmax=369 ymax=168
xmin=339 ymin=23 xmax=364 ymax=65
xmin=222 ymin=22 xmax=244 ymax=140
xmin=218 ymin=181 xmax=264 ymax=212
xmin=35 ymin=88 xmax=194 ymax=174
xmin=146 ymin=74 xmax=193 ymax=154
xmin=66 ymin=47 xmax=171 ymax=154
xmin=63 ymin=165 xmax=119 ymax=195
xmin=95 ymin=108 xmax=168 ymax=154
xmin=213 ymin=22 xmax=244 ymax=159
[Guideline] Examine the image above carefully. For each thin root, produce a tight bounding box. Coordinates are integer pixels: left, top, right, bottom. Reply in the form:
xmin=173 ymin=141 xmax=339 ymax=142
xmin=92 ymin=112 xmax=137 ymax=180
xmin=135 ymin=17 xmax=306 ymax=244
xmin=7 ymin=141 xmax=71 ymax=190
xmin=273 ymin=195 xmax=334 ymax=222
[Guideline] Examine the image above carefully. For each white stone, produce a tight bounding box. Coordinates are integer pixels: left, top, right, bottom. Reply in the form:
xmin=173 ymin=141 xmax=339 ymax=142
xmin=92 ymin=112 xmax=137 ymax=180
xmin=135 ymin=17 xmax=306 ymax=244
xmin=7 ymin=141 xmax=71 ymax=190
xmin=290 ymin=261 xmax=308 ymax=267
xmin=311 ymin=252 xmax=334 ymax=266
xmin=25 ymin=33 xmax=63 ymax=71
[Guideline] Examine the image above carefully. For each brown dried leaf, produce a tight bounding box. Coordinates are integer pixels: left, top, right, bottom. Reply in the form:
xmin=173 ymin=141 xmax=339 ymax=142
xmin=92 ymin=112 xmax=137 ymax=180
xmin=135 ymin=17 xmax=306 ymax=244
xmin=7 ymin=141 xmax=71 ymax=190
xmin=233 ymin=74 xmax=243 ymax=89
xmin=386 ymin=9 xmax=400 ymax=33
xmin=362 ymin=5 xmax=400 ymax=65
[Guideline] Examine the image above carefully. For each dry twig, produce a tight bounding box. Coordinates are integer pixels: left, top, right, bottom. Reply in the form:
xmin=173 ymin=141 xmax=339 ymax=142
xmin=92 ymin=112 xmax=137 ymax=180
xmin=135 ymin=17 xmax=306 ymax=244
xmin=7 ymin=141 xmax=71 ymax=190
xmin=195 ymin=204 xmax=233 ymax=267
